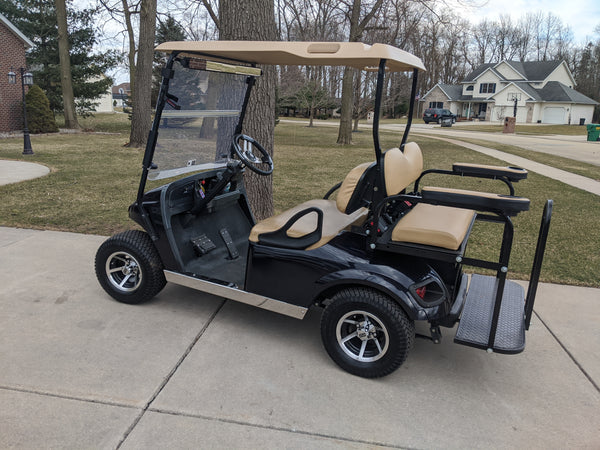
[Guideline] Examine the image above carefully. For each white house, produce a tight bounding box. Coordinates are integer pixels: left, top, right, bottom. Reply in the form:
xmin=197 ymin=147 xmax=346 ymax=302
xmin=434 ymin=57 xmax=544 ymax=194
xmin=93 ymin=74 xmax=114 ymax=113
xmin=421 ymin=60 xmax=598 ymax=124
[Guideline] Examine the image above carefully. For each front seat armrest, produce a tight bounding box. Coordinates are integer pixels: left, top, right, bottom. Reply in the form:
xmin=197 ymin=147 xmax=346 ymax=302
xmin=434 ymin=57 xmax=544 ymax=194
xmin=257 ymin=207 xmax=324 ymax=250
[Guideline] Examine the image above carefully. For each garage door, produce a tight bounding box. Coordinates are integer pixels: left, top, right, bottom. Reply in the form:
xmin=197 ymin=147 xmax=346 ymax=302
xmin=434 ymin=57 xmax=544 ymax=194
xmin=543 ymin=107 xmax=565 ymax=124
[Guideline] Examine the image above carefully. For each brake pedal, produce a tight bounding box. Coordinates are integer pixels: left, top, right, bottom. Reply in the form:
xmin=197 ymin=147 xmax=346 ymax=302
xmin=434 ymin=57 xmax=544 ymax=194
xmin=191 ymin=234 xmax=216 ymax=256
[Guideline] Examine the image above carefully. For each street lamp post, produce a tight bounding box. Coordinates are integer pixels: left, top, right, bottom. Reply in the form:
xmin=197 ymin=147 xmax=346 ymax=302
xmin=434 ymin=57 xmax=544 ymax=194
xmin=8 ymin=67 xmax=34 ymax=155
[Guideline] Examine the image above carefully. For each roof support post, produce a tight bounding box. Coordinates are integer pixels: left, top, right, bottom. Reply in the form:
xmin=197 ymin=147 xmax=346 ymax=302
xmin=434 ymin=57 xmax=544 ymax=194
xmin=401 ymin=68 xmax=418 ymax=149
xmin=373 ymin=59 xmax=387 ymax=161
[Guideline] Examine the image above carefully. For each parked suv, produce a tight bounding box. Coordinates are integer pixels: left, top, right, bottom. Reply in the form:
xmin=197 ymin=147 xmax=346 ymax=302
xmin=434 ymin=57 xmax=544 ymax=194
xmin=423 ymin=108 xmax=456 ymax=124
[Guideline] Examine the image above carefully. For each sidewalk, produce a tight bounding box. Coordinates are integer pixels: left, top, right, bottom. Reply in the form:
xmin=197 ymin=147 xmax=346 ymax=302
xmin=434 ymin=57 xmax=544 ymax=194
xmin=1 ymin=227 xmax=599 ymax=448
xmin=0 ymin=159 xmax=49 ymax=186
xmin=412 ymin=134 xmax=600 ymax=196
xmin=418 ymin=125 xmax=600 ymax=167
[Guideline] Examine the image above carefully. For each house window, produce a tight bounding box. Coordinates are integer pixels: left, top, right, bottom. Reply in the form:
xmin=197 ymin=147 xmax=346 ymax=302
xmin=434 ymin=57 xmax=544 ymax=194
xmin=466 ymin=85 xmax=473 ymax=91
xmin=479 ymin=83 xmax=496 ymax=94
xmin=429 ymin=101 xmax=443 ymax=108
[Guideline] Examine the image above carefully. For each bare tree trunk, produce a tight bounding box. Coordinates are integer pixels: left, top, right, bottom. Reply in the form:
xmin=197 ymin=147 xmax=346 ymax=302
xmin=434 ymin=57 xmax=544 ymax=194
xmin=55 ymin=0 xmax=79 ymax=129
xmin=337 ymin=68 xmax=354 ymax=144
xmin=352 ymin=69 xmax=362 ymax=132
xmin=122 ymin=0 xmax=136 ymax=98
xmin=337 ymin=0 xmax=361 ymax=145
xmin=336 ymin=0 xmax=383 ymax=145
xmin=129 ymin=0 xmax=156 ymax=148
xmin=220 ymin=0 xmax=277 ymax=220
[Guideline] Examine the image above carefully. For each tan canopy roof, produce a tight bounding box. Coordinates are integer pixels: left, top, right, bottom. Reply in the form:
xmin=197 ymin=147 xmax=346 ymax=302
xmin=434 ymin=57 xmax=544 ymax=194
xmin=155 ymin=41 xmax=426 ymax=73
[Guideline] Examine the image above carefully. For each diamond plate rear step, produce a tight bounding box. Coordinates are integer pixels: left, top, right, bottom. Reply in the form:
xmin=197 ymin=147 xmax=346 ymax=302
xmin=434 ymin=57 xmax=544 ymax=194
xmin=455 ymin=274 xmax=526 ymax=354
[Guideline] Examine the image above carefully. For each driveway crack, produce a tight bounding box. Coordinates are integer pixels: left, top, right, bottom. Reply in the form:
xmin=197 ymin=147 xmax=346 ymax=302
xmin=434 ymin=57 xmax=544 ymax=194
xmin=534 ymin=310 xmax=600 ymax=393
xmin=115 ymin=299 xmax=226 ymax=449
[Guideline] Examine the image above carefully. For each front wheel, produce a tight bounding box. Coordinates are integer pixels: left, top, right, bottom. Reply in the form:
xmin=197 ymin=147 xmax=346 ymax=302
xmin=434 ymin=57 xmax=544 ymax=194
xmin=95 ymin=230 xmax=166 ymax=304
xmin=320 ymin=288 xmax=415 ymax=378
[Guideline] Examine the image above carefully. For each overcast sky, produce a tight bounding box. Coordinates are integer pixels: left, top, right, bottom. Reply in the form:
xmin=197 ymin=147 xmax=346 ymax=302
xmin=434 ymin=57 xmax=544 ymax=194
xmin=447 ymin=0 xmax=600 ymax=43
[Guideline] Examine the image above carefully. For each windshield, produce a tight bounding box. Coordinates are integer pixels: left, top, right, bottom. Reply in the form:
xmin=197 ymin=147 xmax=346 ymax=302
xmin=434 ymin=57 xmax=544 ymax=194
xmin=149 ymin=57 xmax=252 ymax=180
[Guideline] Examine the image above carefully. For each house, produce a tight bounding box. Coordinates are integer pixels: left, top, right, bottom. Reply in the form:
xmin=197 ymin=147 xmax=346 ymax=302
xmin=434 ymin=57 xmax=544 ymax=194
xmin=87 ymin=74 xmax=114 ymax=113
xmin=112 ymin=82 xmax=131 ymax=108
xmin=0 ymin=13 xmax=34 ymax=132
xmin=421 ymin=60 xmax=598 ymax=124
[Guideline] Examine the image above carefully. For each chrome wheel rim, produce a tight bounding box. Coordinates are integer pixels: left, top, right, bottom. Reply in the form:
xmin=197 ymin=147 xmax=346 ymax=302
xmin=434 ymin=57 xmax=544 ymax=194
xmin=105 ymin=251 xmax=142 ymax=293
xmin=336 ymin=310 xmax=389 ymax=362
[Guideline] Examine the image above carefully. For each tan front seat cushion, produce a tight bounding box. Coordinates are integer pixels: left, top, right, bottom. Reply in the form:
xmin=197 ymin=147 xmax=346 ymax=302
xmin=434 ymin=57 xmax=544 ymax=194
xmin=249 ymin=199 xmax=368 ymax=250
xmin=336 ymin=162 xmax=372 ymax=213
xmin=391 ymin=203 xmax=475 ymax=250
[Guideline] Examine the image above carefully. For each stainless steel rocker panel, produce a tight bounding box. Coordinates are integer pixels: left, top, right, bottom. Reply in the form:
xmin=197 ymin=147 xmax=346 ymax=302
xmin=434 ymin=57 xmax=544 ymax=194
xmin=164 ymin=270 xmax=308 ymax=319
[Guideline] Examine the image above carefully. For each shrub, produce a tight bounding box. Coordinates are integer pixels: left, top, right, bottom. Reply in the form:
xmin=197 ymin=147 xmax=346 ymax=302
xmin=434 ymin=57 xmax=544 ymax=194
xmin=25 ymin=85 xmax=59 ymax=134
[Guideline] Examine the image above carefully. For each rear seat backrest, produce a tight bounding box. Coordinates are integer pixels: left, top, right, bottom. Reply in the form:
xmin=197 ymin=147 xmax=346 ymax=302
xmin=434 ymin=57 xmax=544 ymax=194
xmin=383 ymin=143 xmax=423 ymax=196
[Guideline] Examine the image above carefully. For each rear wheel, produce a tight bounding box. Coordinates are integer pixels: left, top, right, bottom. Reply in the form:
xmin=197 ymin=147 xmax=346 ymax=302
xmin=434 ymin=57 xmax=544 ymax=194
xmin=320 ymin=288 xmax=415 ymax=378
xmin=95 ymin=230 xmax=166 ymax=304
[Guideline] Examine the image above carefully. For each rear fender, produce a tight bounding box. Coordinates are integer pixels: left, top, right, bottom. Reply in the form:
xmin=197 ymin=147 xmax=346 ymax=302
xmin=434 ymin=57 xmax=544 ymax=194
xmin=314 ymin=268 xmax=430 ymax=321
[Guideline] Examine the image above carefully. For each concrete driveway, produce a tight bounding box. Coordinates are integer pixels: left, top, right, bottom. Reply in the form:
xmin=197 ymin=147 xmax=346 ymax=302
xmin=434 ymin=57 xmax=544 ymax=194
xmin=1 ymin=227 xmax=599 ymax=448
xmin=398 ymin=122 xmax=600 ymax=167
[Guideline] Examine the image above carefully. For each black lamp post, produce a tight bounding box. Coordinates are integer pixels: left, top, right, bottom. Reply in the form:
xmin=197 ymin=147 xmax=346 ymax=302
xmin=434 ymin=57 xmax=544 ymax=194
xmin=8 ymin=67 xmax=34 ymax=155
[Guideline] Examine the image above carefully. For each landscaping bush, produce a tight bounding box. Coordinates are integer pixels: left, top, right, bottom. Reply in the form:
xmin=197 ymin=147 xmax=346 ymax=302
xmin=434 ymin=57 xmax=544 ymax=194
xmin=25 ymin=85 xmax=59 ymax=134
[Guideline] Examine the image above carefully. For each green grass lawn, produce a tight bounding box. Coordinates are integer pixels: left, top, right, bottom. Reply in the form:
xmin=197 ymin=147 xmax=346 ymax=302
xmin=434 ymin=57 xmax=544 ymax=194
xmin=1 ymin=116 xmax=598 ymax=286
xmin=55 ymin=112 xmax=132 ymax=134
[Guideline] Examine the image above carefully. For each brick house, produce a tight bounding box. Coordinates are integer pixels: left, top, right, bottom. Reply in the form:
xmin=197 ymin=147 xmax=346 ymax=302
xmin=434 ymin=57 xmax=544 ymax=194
xmin=421 ymin=60 xmax=598 ymax=124
xmin=0 ymin=13 xmax=34 ymax=132
xmin=112 ymin=82 xmax=131 ymax=108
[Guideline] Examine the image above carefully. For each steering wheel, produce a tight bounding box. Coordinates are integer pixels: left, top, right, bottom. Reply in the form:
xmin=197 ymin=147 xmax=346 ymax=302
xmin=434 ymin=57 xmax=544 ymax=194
xmin=232 ymin=134 xmax=274 ymax=176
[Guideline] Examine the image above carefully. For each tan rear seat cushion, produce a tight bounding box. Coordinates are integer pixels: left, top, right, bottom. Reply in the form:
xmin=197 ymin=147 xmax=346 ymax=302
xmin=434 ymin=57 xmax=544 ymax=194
xmin=249 ymin=199 xmax=368 ymax=250
xmin=391 ymin=203 xmax=475 ymax=250
xmin=384 ymin=143 xmax=423 ymax=196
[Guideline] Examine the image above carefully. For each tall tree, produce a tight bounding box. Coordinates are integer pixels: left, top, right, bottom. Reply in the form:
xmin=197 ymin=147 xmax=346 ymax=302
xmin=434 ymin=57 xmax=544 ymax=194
xmin=55 ymin=0 xmax=79 ymax=129
xmin=574 ymin=28 xmax=600 ymax=121
xmin=219 ymin=0 xmax=278 ymax=220
xmin=336 ymin=0 xmax=384 ymax=145
xmin=98 ymin=0 xmax=138 ymax=102
xmin=295 ymin=80 xmax=333 ymax=127
xmin=128 ymin=0 xmax=157 ymax=147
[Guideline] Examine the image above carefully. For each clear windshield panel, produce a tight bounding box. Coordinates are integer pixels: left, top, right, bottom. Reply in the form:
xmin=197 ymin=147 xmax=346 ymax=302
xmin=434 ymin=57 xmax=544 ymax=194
xmin=149 ymin=59 xmax=249 ymax=181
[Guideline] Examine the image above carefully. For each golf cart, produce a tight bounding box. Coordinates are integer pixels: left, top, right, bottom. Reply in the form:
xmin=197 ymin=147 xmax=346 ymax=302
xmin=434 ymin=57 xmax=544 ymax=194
xmin=95 ymin=41 xmax=552 ymax=378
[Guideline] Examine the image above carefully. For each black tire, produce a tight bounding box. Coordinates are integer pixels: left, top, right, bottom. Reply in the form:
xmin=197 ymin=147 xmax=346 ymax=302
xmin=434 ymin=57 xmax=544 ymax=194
xmin=320 ymin=288 xmax=415 ymax=378
xmin=95 ymin=230 xmax=166 ymax=304
xmin=437 ymin=117 xmax=442 ymax=124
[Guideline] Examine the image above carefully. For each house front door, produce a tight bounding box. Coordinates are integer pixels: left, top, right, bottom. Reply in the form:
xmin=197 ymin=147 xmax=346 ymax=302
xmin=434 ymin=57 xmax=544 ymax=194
xmin=478 ymin=103 xmax=487 ymax=120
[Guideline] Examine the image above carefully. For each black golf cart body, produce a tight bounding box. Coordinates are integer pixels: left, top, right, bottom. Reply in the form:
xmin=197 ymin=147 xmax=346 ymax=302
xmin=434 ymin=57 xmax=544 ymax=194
xmin=95 ymin=41 xmax=552 ymax=378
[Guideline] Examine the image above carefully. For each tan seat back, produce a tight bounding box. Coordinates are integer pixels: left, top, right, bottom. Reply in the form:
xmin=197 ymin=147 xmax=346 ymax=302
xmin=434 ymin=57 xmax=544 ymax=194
xmin=383 ymin=142 xmax=423 ymax=196
xmin=336 ymin=162 xmax=373 ymax=214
